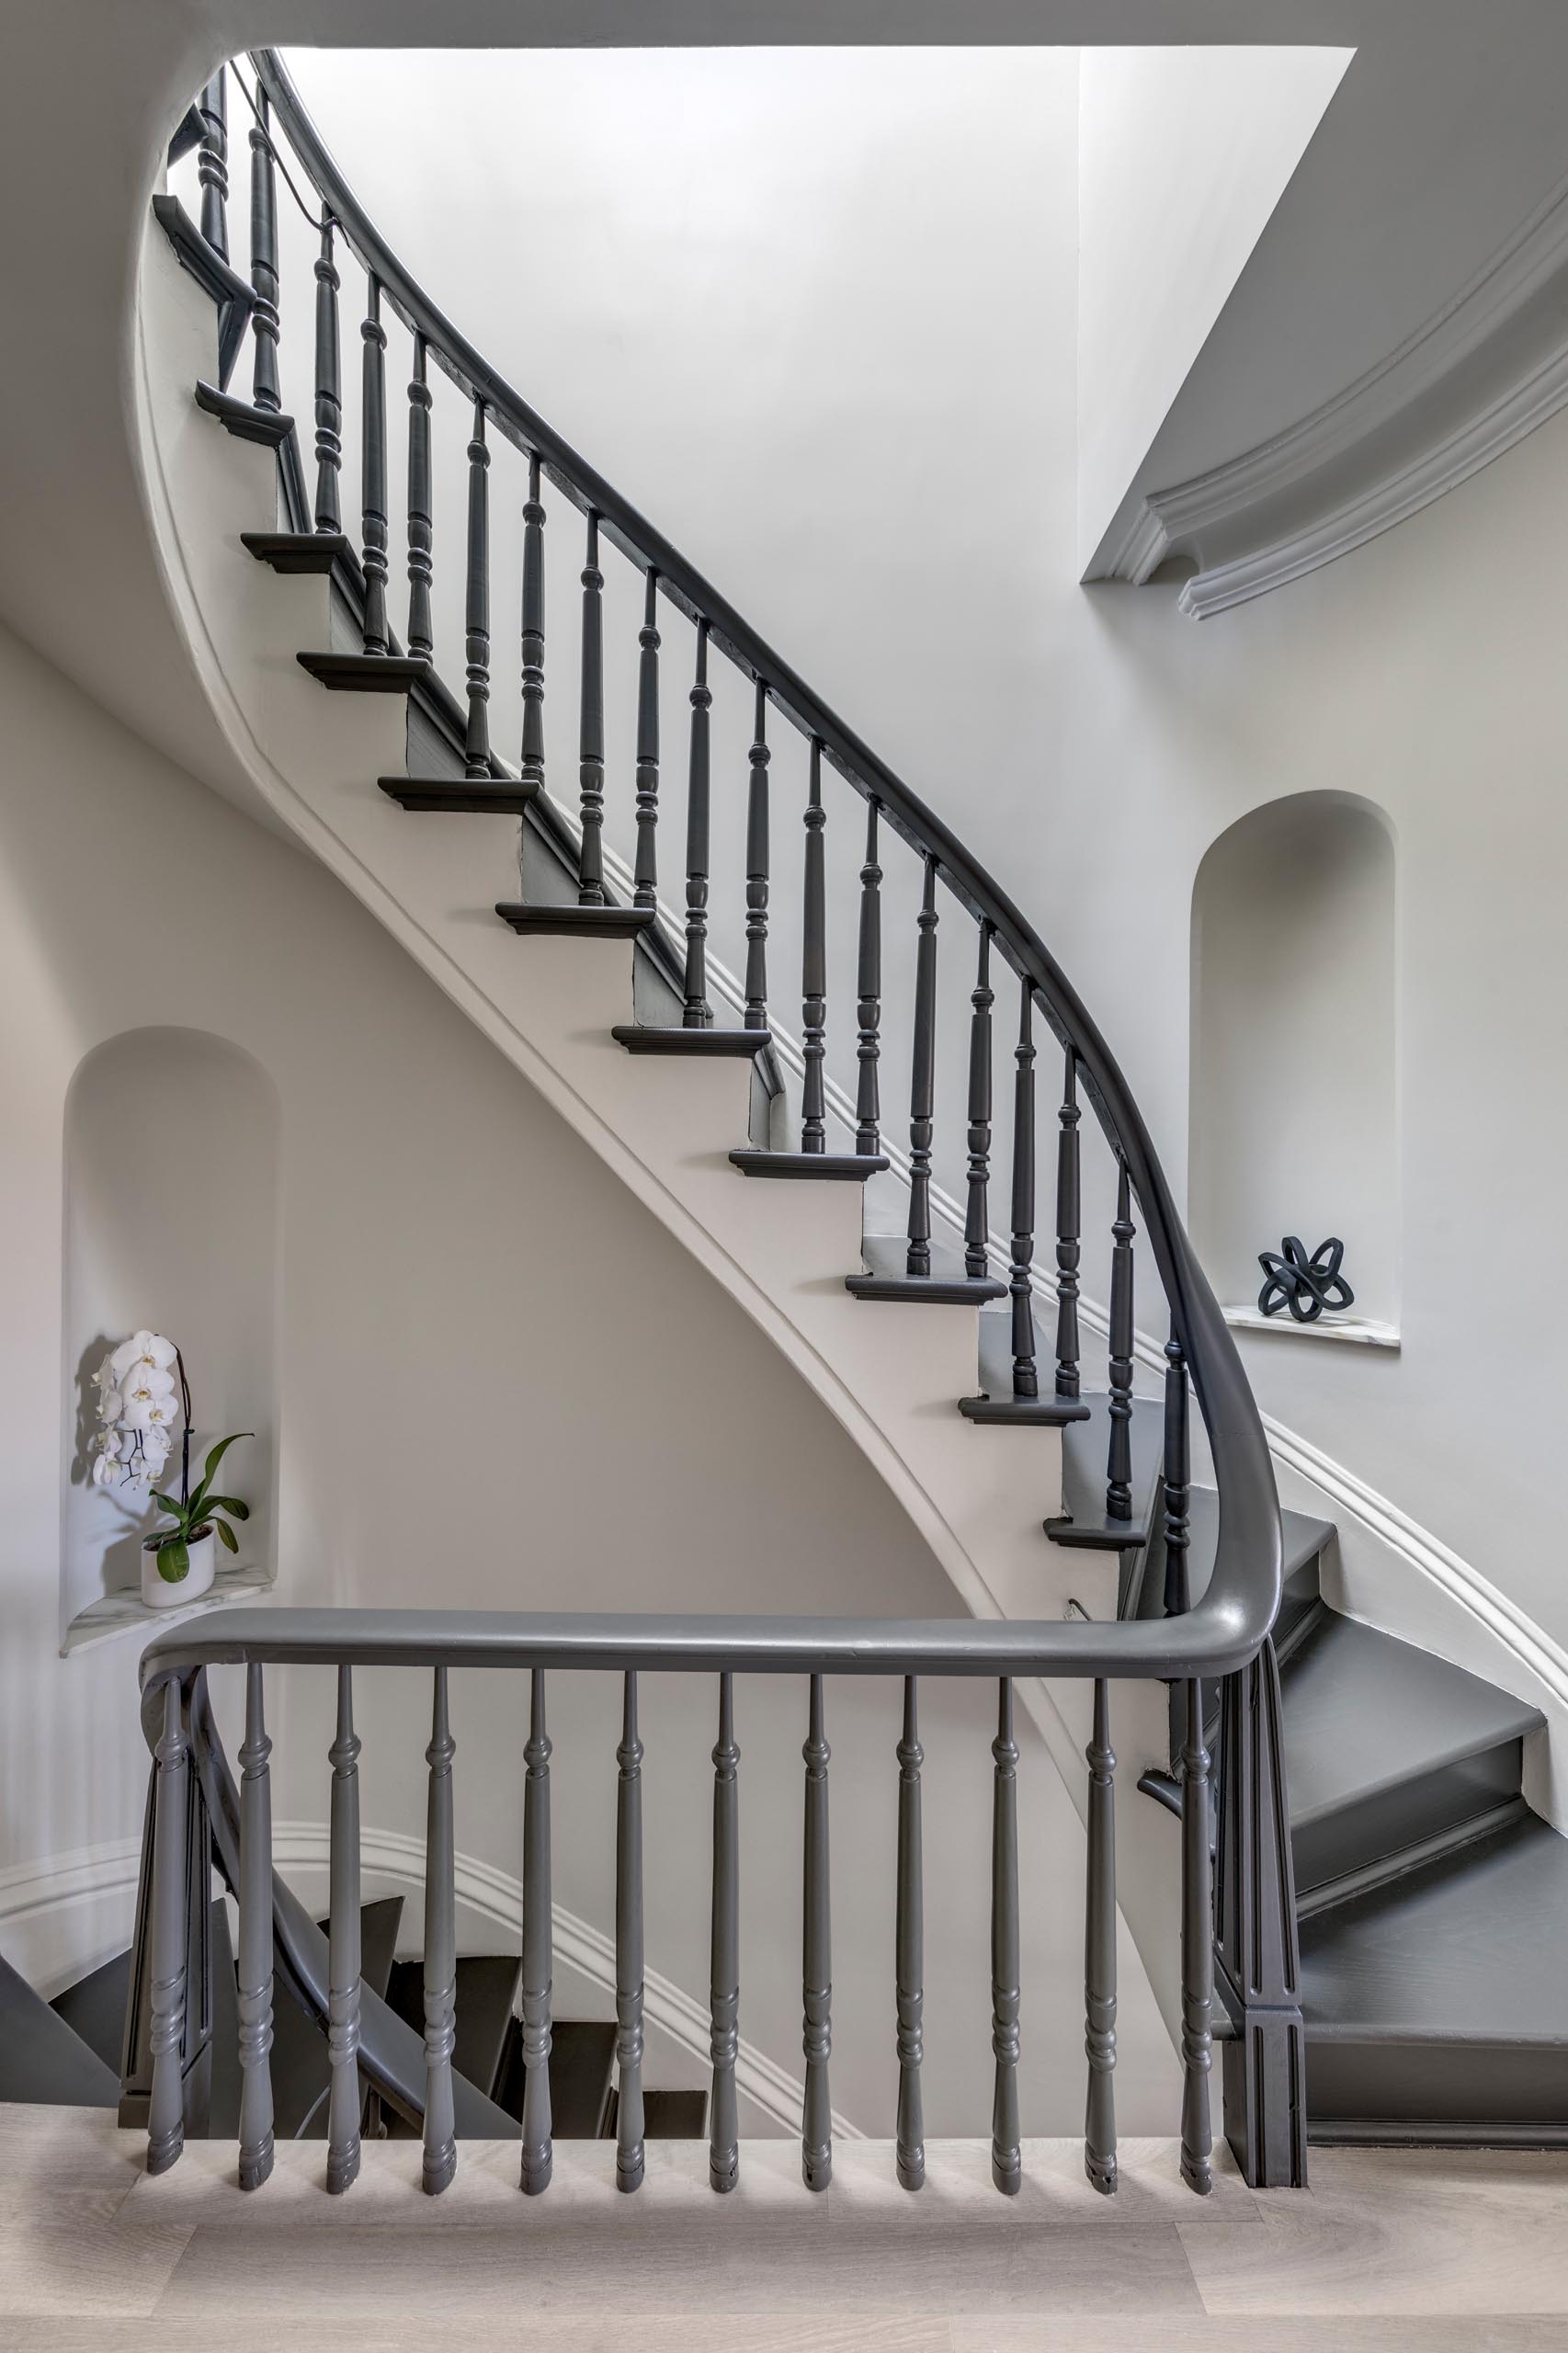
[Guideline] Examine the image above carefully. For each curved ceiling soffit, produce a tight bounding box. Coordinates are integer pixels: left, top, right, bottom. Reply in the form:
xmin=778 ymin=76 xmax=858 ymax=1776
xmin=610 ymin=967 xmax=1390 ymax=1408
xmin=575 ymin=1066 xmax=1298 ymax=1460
xmin=1093 ymin=159 xmax=1568 ymax=619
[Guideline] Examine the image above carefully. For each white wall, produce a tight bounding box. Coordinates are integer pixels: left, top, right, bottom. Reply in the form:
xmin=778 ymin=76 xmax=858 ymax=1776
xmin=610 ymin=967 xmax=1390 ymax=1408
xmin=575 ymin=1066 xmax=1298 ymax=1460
xmin=276 ymin=43 xmax=1568 ymax=1677
xmin=1075 ymin=44 xmax=1349 ymax=573
xmin=0 ymin=618 xmax=1177 ymax=2133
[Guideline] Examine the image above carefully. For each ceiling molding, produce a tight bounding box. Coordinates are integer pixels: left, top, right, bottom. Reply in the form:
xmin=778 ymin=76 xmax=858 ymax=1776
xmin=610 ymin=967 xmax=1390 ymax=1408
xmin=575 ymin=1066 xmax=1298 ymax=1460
xmin=1093 ymin=158 xmax=1568 ymax=616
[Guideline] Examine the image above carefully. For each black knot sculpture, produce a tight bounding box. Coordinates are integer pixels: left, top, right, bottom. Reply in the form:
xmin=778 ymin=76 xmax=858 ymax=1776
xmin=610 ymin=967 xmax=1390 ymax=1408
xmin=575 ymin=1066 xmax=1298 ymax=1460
xmin=1256 ymin=1235 xmax=1354 ymax=1324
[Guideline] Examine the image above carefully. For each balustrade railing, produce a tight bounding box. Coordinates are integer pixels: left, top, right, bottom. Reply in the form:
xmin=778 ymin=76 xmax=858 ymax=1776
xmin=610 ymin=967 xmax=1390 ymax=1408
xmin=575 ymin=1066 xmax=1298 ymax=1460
xmin=143 ymin=49 xmax=1304 ymax=2196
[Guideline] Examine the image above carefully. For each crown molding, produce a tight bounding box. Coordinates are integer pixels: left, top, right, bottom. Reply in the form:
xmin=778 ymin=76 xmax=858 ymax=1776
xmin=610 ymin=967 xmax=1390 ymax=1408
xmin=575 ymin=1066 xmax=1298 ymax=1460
xmin=1093 ymin=161 xmax=1568 ymax=616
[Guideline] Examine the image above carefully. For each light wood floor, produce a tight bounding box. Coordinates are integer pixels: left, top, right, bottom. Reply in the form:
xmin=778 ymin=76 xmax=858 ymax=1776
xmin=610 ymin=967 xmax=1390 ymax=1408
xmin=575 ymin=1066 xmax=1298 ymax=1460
xmin=3 ymin=2105 xmax=1567 ymax=2349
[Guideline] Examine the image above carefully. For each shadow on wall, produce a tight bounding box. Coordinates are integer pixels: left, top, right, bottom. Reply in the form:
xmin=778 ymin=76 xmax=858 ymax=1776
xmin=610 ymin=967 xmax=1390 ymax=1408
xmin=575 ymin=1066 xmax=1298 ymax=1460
xmin=1189 ymin=790 xmax=1398 ymax=1327
xmin=59 ymin=1026 xmax=280 ymax=1639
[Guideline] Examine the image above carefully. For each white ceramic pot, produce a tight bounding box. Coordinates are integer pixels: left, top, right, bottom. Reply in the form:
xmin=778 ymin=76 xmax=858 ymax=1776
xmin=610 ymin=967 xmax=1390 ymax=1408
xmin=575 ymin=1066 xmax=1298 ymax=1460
xmin=141 ymin=1526 xmax=217 ymax=1610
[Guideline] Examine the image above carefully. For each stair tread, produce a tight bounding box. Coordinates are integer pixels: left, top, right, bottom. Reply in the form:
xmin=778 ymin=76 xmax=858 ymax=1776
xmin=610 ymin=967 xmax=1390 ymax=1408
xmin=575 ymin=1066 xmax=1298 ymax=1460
xmin=1182 ymin=1489 xmax=1335 ymax=1611
xmin=2 ymin=1950 xmax=119 ymax=2107
xmin=381 ymin=778 xmax=538 ymax=815
xmin=731 ymin=1148 xmax=888 ymax=1181
xmin=496 ymin=902 xmax=655 ymax=938
xmin=1284 ymin=1612 xmax=1542 ymax=1835
xmin=242 ymin=529 xmax=351 ymax=574
xmin=1041 ymin=1391 xmax=1160 ymax=1540
xmin=611 ymin=1024 xmax=770 ymax=1056
xmin=49 ymin=1947 xmax=132 ymax=2077
xmin=848 ymin=1235 xmax=1006 ymax=1304
xmin=297 ymin=651 xmax=429 ymax=692
xmin=1302 ymin=1813 xmax=1568 ymax=2044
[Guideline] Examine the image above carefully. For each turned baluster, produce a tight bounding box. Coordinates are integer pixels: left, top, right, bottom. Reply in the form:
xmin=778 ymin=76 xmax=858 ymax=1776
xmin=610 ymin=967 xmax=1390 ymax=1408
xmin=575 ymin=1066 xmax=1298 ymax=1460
xmin=405 ymin=335 xmax=434 ymax=660
xmin=519 ymin=454 xmax=546 ymax=798
xmin=325 ymin=1666 xmax=362 ymax=2195
xmin=633 ymin=574 xmax=661 ymax=907
xmin=964 ymin=925 xmax=994 ymax=1278
xmin=801 ymin=744 xmax=828 ymax=1148
xmin=801 ymin=1676 xmax=832 ymax=2190
xmin=359 ymin=278 xmax=389 ymax=656
xmin=894 ymin=1677 xmax=925 ymax=2191
xmin=462 ymin=400 xmax=491 ymax=779
xmin=709 ymin=1674 xmax=740 ymax=2192
xmin=196 ymin=69 xmax=229 ymax=260
xmin=312 ymin=212 xmax=342 ymax=535
xmin=423 ymin=1668 xmax=458 ymax=2196
xmin=1084 ymin=1678 xmax=1118 ymax=2194
xmin=577 ymin=514 xmax=606 ymax=902
xmin=247 ymin=84 xmax=280 ymax=415
xmin=906 ymin=857 xmax=940 ymax=1275
xmin=236 ymin=1664 xmax=275 ymax=2192
xmin=1106 ymin=1159 xmax=1136 ymax=1521
xmin=744 ymin=684 xmax=771 ymax=1029
xmin=1008 ymin=980 xmax=1040 ymax=1399
xmin=1163 ymin=1333 xmax=1192 ymax=1619
xmin=855 ymin=800 xmax=882 ymax=1153
xmin=682 ymin=621 xmax=713 ymax=1024
xmin=1179 ymin=1689 xmax=1214 ymax=2195
xmin=616 ymin=1673 xmax=646 ymax=2192
xmin=1054 ymin=1051 xmax=1082 ymax=1398
xmin=519 ymin=1669 xmax=553 ymax=2194
xmin=146 ymin=1678 xmax=189 ymax=2177
xmin=991 ymin=1679 xmax=1021 ymax=2195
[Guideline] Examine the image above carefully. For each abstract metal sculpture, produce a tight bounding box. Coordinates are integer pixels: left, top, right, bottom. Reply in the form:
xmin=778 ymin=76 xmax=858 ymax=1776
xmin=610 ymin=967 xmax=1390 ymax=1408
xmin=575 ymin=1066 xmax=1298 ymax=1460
xmin=1256 ymin=1236 xmax=1354 ymax=1323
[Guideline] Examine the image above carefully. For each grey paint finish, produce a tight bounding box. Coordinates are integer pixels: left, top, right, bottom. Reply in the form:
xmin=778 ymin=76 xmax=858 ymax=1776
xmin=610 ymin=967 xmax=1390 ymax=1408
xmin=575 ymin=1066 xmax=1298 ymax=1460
xmin=708 ymin=1674 xmax=740 ymax=2195
xmin=3 ymin=1953 xmax=120 ymax=2109
xmin=519 ymin=1666 xmax=553 ymax=2195
xmin=614 ymin=1671 xmax=646 ymax=2194
xmin=147 ymin=1677 xmax=190 ymax=2176
xmin=422 ymin=1666 xmax=459 ymax=2195
xmin=236 ymin=1662 xmax=276 ymax=2190
xmin=324 ymin=1665 xmax=363 ymax=2194
xmin=988 ymin=1679 xmax=1021 ymax=2197
xmin=801 ymin=1674 xmax=833 ymax=2192
xmin=1083 ymin=1677 xmax=1118 ymax=2195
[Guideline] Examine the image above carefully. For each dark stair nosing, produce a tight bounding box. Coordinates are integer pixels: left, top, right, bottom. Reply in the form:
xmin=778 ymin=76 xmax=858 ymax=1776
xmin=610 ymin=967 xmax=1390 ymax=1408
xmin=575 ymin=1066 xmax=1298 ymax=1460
xmin=1297 ymin=1794 xmax=1531 ymax=1922
xmin=297 ymin=650 xmax=431 ymax=693
xmin=194 ymin=381 xmax=295 ymax=449
xmin=612 ymin=1024 xmax=771 ymax=1056
xmin=848 ymin=1235 xmax=1006 ymax=1305
xmin=1 ymin=1949 xmax=120 ymax=2108
xmin=496 ymin=902 xmax=656 ymax=938
xmin=1042 ymin=1506 xmax=1152 ymax=1549
xmin=243 ymin=529 xmax=353 ymax=575
xmin=730 ymin=1148 xmax=889 ymax=1181
xmin=958 ymin=1391 xmax=1093 ymax=1427
xmin=381 ymin=778 xmax=539 ymax=815
xmin=153 ymin=195 xmax=253 ymax=389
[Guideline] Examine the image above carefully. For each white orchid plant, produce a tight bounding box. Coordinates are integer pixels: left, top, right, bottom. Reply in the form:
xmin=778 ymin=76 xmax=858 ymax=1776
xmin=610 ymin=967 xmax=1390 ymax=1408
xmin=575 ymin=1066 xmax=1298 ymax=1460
xmin=90 ymin=1331 xmax=250 ymax=1583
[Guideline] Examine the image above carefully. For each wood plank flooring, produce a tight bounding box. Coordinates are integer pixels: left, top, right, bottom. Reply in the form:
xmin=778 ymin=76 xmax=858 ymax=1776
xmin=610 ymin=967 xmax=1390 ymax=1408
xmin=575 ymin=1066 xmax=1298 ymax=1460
xmin=3 ymin=2107 xmax=1566 ymax=2349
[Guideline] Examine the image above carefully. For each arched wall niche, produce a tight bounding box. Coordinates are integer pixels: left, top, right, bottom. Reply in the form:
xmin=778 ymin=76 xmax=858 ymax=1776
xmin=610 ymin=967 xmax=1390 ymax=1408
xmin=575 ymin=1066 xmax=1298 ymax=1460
xmin=60 ymin=1026 xmax=280 ymax=1645
xmin=1189 ymin=791 xmax=1399 ymax=1339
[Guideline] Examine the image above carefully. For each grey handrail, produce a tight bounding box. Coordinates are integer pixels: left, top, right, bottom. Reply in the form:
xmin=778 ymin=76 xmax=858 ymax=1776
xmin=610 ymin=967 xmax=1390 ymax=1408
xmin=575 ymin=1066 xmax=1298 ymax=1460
xmin=241 ymin=48 xmax=1282 ymax=1667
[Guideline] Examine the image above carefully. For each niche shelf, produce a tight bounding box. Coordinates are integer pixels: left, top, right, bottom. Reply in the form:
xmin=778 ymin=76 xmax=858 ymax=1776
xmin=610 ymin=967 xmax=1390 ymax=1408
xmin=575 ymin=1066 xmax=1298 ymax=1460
xmin=1223 ymin=1304 xmax=1400 ymax=1351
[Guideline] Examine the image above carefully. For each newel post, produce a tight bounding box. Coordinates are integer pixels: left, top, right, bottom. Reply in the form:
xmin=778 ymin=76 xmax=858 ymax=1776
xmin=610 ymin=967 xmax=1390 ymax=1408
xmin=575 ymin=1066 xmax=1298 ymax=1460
xmin=1215 ymin=1638 xmax=1309 ymax=2187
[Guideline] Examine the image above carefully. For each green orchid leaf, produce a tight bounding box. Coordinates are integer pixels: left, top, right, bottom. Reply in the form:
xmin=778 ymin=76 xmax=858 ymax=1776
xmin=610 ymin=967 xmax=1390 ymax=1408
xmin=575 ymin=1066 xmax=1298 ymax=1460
xmin=214 ymin=1518 xmax=239 ymax=1553
xmin=187 ymin=1432 xmax=252 ymax=1518
xmin=202 ymin=1495 xmax=250 ymax=1521
xmin=150 ymin=1492 xmax=187 ymax=1525
xmin=157 ymin=1538 xmax=190 ymax=1584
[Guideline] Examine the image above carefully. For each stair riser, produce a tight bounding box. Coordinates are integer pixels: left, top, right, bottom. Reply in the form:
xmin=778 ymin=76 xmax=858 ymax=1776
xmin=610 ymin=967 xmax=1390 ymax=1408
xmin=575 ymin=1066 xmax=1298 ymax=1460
xmin=1294 ymin=1738 xmax=1527 ymax=1898
xmin=1307 ymin=2034 xmax=1568 ymax=2139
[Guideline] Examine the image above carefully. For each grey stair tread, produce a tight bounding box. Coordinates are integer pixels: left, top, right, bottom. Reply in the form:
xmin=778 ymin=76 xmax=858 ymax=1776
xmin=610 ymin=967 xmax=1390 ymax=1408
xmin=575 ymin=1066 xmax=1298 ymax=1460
xmin=611 ymin=1024 xmax=770 ymax=1056
xmin=278 ymin=1895 xmax=404 ymax=2140
xmin=194 ymin=381 xmax=293 ymax=448
xmin=1284 ymin=1613 xmax=1542 ymax=1846
xmin=1303 ymin=1813 xmax=1568 ymax=2047
xmin=242 ymin=529 xmax=351 ymax=574
xmin=1181 ymin=1489 xmax=1335 ymax=1614
xmin=731 ymin=1149 xmax=888 ymax=1181
xmin=494 ymin=2015 xmax=616 ymax=2138
xmin=50 ymin=1946 xmax=132 ymax=2075
xmin=386 ymin=1952 xmax=518 ymax=2103
xmin=1042 ymin=1392 xmax=1161 ymax=1543
xmin=381 ymin=777 xmax=538 ymax=815
xmin=297 ymin=651 xmax=429 ymax=692
xmin=849 ymin=1234 xmax=1005 ymax=1305
xmin=496 ymin=901 xmax=655 ymax=938
xmin=1 ymin=1949 xmax=119 ymax=2107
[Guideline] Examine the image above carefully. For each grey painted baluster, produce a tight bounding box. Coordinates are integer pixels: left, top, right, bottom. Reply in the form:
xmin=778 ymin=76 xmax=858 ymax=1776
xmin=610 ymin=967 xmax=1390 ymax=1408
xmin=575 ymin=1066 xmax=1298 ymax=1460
xmin=423 ymin=1667 xmax=458 ymax=2195
xmin=963 ymin=925 xmax=994 ymax=1278
xmin=616 ymin=1672 xmax=646 ymax=2191
xmin=146 ymin=1678 xmax=189 ymax=2177
xmin=855 ymin=800 xmax=882 ymax=1153
xmin=196 ymin=69 xmax=228 ymax=261
xmin=1007 ymin=980 xmax=1040 ymax=1399
xmin=236 ymin=1663 xmax=275 ymax=2192
xmin=247 ymin=84 xmax=280 ymax=416
xmin=519 ymin=454 xmax=546 ymax=799
xmin=801 ymin=743 xmax=827 ymax=1149
xmin=744 ymin=684 xmax=771 ymax=1029
xmin=461 ymin=400 xmax=492 ymax=779
xmin=577 ymin=514 xmax=606 ymax=903
xmin=1163 ymin=1333 xmax=1192 ymax=1619
xmin=709 ymin=1673 xmax=740 ymax=2192
xmin=405 ymin=335 xmax=433 ymax=660
xmin=906 ymin=856 xmax=940 ymax=1275
xmin=325 ymin=1665 xmax=362 ymax=2195
xmin=1084 ymin=1678 xmax=1118 ymax=2195
xmin=990 ymin=1678 xmax=1021 ymax=2195
xmin=682 ymin=621 xmax=713 ymax=1024
xmin=1179 ymin=1688 xmax=1214 ymax=2195
xmin=519 ymin=1668 xmax=554 ymax=2194
xmin=633 ymin=574 xmax=661 ymax=908
xmin=895 ymin=1676 xmax=925 ymax=2191
xmin=1054 ymin=1051 xmax=1082 ymax=1398
xmin=1106 ymin=1159 xmax=1136 ymax=1521
xmin=312 ymin=211 xmax=342 ymax=534
xmin=801 ymin=1675 xmax=833 ymax=2190
xmin=359 ymin=277 xmax=389 ymax=657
